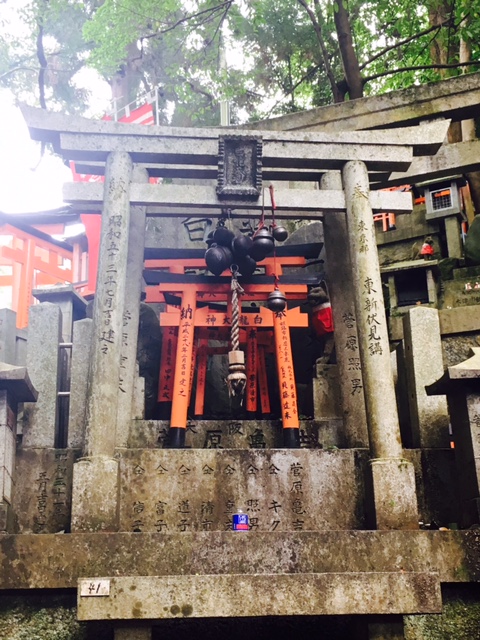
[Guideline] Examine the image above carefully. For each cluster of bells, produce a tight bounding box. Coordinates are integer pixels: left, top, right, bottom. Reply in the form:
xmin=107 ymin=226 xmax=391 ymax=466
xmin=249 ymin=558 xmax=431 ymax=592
xmin=204 ymin=223 xmax=288 ymax=312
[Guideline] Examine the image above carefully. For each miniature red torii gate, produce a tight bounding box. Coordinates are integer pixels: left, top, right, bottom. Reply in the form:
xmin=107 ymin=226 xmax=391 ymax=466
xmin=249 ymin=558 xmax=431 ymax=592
xmin=148 ymin=255 xmax=313 ymax=448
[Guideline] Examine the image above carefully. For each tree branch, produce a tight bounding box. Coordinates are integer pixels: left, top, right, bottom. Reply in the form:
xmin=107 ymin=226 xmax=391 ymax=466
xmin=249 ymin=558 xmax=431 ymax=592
xmin=36 ymin=19 xmax=47 ymax=109
xmin=141 ymin=1 xmax=233 ymax=39
xmin=265 ymin=64 xmax=322 ymax=117
xmin=202 ymin=1 xmax=233 ymax=49
xmin=359 ymin=18 xmax=453 ymax=71
xmin=296 ymin=0 xmax=344 ymax=102
xmin=0 ymin=66 xmax=38 ymax=81
xmin=363 ymin=59 xmax=480 ymax=84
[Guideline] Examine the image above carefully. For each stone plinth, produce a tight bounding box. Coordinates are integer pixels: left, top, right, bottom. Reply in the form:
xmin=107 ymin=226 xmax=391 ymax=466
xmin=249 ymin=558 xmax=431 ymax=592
xmin=403 ymin=307 xmax=450 ymax=448
xmin=71 ymin=457 xmax=119 ymax=532
xmin=371 ymin=458 xmax=419 ymax=530
xmin=14 ymin=448 xmax=74 ymax=534
xmin=77 ymin=572 xmax=441 ymax=620
xmin=118 ymin=449 xmax=368 ymax=532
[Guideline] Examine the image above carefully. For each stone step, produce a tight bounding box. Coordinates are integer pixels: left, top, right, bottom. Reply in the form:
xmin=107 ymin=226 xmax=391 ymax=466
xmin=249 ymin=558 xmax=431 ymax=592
xmin=1 ymin=531 xmax=477 ymax=591
xmin=77 ymin=572 xmax=442 ymax=620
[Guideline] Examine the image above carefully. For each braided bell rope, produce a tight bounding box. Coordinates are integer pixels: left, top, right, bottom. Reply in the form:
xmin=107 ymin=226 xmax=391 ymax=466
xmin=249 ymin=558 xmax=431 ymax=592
xmin=226 ymin=267 xmax=246 ymax=398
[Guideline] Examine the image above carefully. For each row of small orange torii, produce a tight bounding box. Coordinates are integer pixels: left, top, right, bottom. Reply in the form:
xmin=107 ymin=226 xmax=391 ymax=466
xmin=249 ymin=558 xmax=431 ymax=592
xmin=145 ymin=256 xmax=310 ymax=433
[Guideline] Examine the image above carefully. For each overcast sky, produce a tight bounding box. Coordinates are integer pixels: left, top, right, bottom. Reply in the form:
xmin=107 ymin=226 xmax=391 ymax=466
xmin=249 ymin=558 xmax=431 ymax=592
xmin=0 ymin=90 xmax=73 ymax=213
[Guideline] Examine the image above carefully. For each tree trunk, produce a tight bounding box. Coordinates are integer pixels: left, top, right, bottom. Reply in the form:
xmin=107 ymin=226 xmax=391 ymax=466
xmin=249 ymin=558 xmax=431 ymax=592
xmin=110 ymin=42 xmax=143 ymax=116
xmin=298 ymin=0 xmax=345 ymax=103
xmin=333 ymin=0 xmax=363 ymax=99
xmin=427 ymin=0 xmax=452 ymax=75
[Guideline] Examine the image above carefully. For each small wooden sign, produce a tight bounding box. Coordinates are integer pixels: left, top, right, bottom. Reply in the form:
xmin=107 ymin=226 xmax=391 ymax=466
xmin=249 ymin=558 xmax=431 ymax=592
xmin=79 ymin=579 xmax=111 ymax=597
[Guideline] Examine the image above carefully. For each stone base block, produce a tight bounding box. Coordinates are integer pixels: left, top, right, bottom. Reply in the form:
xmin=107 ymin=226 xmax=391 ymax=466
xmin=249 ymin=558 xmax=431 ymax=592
xmin=463 ymin=496 xmax=480 ymax=528
xmin=368 ymin=618 xmax=404 ymax=640
xmin=118 ymin=449 xmax=367 ymax=532
xmin=115 ymin=627 xmax=152 ymax=640
xmin=77 ymin=572 xmax=441 ymax=620
xmin=371 ymin=459 xmax=419 ymax=530
xmin=71 ymin=457 xmax=119 ymax=532
xmin=14 ymin=448 xmax=75 ymax=534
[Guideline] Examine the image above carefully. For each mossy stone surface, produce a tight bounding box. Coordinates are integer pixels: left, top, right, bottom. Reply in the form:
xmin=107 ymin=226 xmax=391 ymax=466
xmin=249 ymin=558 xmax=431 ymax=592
xmin=404 ymin=584 xmax=480 ymax=639
xmin=0 ymin=593 xmax=111 ymax=640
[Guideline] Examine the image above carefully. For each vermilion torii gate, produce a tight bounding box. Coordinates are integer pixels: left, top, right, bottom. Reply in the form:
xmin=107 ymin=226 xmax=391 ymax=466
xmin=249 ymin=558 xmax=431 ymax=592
xmin=21 ymin=105 xmax=449 ymax=531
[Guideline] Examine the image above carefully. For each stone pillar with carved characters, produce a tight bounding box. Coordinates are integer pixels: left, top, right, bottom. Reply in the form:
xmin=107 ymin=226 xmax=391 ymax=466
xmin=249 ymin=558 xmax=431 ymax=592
xmin=71 ymin=150 xmax=133 ymax=532
xmin=321 ymin=170 xmax=369 ymax=447
xmin=342 ymin=160 xmax=418 ymax=530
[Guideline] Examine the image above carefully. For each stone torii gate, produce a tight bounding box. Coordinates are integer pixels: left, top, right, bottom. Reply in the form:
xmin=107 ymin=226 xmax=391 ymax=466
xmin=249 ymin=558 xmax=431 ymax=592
xmin=21 ymin=106 xmax=449 ymax=533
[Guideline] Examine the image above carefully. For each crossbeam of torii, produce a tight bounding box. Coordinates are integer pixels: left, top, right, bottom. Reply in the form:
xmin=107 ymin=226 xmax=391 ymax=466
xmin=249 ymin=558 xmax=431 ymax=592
xmin=21 ymin=106 xmax=450 ymax=532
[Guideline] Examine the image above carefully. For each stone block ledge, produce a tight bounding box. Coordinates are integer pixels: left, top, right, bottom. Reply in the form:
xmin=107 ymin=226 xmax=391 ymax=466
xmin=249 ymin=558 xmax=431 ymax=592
xmin=0 ymin=530 xmax=478 ymax=590
xmin=77 ymin=572 xmax=442 ymax=620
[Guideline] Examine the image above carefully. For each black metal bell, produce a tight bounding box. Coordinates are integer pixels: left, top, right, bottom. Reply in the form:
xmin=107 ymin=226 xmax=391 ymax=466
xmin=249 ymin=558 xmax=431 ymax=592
xmin=248 ymin=241 xmax=268 ymax=262
xmin=272 ymin=225 xmax=288 ymax=242
xmin=252 ymin=227 xmax=274 ymax=255
xmin=205 ymin=243 xmax=229 ymax=276
xmin=231 ymin=233 xmax=253 ymax=259
xmin=236 ymin=255 xmax=257 ymax=277
xmin=213 ymin=226 xmax=235 ymax=247
xmin=267 ymin=288 xmax=287 ymax=312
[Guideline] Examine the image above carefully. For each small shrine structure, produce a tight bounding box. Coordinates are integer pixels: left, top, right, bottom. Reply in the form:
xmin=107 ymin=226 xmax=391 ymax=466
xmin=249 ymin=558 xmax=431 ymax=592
xmin=2 ymin=72 xmax=480 ymax=639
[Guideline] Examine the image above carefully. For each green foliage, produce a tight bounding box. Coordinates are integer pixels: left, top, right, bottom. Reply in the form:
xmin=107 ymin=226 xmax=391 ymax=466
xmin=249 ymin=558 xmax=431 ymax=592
xmin=0 ymin=0 xmax=99 ymax=113
xmin=1 ymin=0 xmax=479 ymax=122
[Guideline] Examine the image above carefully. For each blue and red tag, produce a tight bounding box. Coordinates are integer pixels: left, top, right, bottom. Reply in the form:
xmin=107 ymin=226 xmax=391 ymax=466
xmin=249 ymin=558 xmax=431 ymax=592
xmin=232 ymin=512 xmax=249 ymax=531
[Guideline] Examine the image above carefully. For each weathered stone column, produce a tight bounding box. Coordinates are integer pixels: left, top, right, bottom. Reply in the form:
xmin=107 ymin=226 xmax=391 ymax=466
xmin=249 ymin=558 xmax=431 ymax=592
xmin=426 ymin=347 xmax=480 ymax=526
xmin=445 ymin=215 xmax=463 ymax=259
xmin=0 ymin=364 xmax=37 ymax=532
xmin=403 ymin=307 xmax=449 ymax=448
xmin=342 ymin=160 xmax=418 ymax=530
xmin=116 ymin=165 xmax=149 ymax=448
xmin=425 ymin=269 xmax=437 ymax=305
xmin=23 ymin=302 xmax=62 ymax=448
xmin=321 ymin=170 xmax=369 ymax=447
xmin=0 ymin=308 xmax=18 ymax=365
xmin=72 ymin=150 xmax=132 ymax=532
xmin=67 ymin=318 xmax=93 ymax=449
xmin=33 ymin=285 xmax=87 ymax=342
